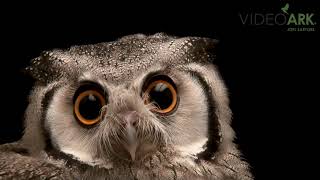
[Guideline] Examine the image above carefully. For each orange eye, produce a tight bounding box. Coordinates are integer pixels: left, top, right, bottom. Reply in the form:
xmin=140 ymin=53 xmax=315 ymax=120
xmin=143 ymin=76 xmax=178 ymax=114
xmin=74 ymin=87 xmax=106 ymax=126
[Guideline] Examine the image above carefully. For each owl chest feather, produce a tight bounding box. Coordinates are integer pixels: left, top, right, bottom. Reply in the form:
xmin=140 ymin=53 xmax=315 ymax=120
xmin=52 ymin=152 xmax=207 ymax=180
xmin=44 ymin=148 xmax=251 ymax=180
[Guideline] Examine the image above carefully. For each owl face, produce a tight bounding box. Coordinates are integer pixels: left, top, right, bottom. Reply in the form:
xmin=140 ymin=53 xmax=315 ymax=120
xmin=22 ymin=33 xmax=233 ymax=168
xmin=45 ymin=64 xmax=209 ymax=163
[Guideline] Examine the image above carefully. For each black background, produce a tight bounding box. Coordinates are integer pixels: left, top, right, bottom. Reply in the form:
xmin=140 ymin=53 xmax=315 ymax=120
xmin=0 ymin=1 xmax=318 ymax=179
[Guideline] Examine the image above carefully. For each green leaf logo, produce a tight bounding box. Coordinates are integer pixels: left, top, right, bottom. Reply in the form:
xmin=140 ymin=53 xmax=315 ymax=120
xmin=281 ymin=3 xmax=289 ymax=14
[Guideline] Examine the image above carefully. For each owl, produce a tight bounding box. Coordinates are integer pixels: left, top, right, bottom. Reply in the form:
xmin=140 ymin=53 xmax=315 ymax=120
xmin=0 ymin=33 xmax=252 ymax=179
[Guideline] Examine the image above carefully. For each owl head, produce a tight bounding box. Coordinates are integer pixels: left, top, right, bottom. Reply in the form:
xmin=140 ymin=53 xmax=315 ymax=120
xmin=21 ymin=33 xmax=234 ymax=167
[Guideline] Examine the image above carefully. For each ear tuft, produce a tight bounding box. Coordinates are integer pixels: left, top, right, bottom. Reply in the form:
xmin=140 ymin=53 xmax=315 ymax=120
xmin=25 ymin=51 xmax=68 ymax=84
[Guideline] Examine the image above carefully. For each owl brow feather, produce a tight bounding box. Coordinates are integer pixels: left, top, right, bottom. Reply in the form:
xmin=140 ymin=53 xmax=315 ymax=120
xmin=98 ymin=124 xmax=115 ymax=157
xmin=144 ymin=100 xmax=173 ymax=145
xmin=99 ymin=107 xmax=124 ymax=149
xmin=95 ymin=113 xmax=111 ymax=153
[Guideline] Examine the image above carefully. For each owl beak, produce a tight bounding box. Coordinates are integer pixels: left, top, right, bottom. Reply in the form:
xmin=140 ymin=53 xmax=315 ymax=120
xmin=121 ymin=111 xmax=139 ymax=161
xmin=123 ymin=123 xmax=138 ymax=161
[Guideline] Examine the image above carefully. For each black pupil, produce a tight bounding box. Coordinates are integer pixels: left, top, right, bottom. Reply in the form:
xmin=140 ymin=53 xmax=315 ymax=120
xmin=79 ymin=94 xmax=102 ymax=120
xmin=149 ymin=82 xmax=173 ymax=110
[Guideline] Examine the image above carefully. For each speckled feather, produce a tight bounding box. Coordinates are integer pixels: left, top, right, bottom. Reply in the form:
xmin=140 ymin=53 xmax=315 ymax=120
xmin=26 ymin=33 xmax=217 ymax=84
xmin=0 ymin=142 xmax=252 ymax=179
